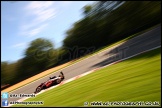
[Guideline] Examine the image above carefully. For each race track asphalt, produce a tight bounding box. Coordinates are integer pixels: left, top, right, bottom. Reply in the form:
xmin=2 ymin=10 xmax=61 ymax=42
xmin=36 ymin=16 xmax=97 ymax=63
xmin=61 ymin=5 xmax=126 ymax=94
xmin=1 ymin=25 xmax=161 ymax=105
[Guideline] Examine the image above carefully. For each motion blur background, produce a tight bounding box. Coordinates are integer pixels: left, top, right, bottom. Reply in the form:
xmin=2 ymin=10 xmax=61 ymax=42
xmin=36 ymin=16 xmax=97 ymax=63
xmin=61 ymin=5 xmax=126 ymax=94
xmin=1 ymin=1 xmax=161 ymax=89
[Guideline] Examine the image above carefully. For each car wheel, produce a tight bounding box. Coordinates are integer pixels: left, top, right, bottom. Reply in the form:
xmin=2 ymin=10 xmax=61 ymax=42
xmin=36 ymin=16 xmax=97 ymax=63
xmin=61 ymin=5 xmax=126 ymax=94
xmin=56 ymin=79 xmax=61 ymax=84
xmin=36 ymin=87 xmax=42 ymax=93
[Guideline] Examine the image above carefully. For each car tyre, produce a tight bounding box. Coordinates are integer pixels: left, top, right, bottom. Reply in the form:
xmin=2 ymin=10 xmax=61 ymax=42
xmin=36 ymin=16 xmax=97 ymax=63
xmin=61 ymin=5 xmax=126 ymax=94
xmin=56 ymin=79 xmax=61 ymax=84
xmin=36 ymin=87 xmax=42 ymax=93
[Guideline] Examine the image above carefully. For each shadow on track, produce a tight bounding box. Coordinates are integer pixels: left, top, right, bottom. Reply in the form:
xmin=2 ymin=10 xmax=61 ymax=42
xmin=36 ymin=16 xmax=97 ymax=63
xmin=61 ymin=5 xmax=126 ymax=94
xmin=91 ymin=25 xmax=161 ymax=68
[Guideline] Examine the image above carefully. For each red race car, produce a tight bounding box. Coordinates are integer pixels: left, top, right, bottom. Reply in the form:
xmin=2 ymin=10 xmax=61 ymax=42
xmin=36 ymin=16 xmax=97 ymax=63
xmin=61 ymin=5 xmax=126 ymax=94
xmin=34 ymin=72 xmax=65 ymax=94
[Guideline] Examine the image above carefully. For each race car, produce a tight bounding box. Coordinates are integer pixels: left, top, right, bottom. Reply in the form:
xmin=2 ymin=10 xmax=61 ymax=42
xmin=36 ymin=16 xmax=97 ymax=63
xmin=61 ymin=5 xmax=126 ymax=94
xmin=34 ymin=72 xmax=65 ymax=94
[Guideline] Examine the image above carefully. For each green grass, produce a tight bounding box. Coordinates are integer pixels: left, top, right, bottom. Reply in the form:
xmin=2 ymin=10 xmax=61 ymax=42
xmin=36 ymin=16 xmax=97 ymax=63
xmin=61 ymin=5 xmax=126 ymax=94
xmin=7 ymin=24 xmax=160 ymax=93
xmin=13 ymin=48 xmax=161 ymax=107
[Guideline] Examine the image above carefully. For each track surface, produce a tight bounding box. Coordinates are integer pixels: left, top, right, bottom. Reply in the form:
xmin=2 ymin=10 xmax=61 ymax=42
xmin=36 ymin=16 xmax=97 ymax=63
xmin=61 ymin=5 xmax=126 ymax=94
xmin=2 ymin=25 xmax=161 ymax=104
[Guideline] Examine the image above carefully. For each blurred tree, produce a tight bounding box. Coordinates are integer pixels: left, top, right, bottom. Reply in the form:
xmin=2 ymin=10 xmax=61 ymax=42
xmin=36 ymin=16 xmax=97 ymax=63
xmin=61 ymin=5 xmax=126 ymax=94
xmin=25 ymin=38 xmax=53 ymax=57
xmin=83 ymin=5 xmax=92 ymax=17
xmin=1 ymin=61 xmax=20 ymax=85
xmin=1 ymin=62 xmax=8 ymax=84
xmin=89 ymin=1 xmax=125 ymax=20
xmin=62 ymin=1 xmax=161 ymax=61
xmin=23 ymin=38 xmax=55 ymax=73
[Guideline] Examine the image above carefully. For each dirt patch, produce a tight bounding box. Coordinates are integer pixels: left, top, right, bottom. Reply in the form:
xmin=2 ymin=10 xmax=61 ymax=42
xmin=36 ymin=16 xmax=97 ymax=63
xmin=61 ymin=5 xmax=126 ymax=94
xmin=1 ymin=61 xmax=72 ymax=93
